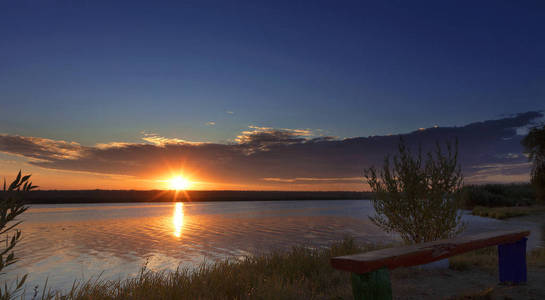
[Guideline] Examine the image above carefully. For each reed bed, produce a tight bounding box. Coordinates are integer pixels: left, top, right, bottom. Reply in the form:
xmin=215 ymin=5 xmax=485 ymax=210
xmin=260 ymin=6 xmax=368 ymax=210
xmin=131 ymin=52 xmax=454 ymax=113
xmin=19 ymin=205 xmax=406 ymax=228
xmin=471 ymin=205 xmax=545 ymax=219
xmin=23 ymin=239 xmax=545 ymax=299
xmin=31 ymin=238 xmax=384 ymax=300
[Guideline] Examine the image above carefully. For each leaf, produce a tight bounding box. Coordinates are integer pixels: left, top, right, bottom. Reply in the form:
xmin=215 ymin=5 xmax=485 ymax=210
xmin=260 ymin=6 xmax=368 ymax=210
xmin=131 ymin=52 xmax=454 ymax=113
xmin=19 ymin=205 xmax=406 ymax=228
xmin=8 ymin=170 xmax=22 ymax=191
xmin=16 ymin=273 xmax=27 ymax=289
xmin=20 ymin=175 xmax=31 ymax=184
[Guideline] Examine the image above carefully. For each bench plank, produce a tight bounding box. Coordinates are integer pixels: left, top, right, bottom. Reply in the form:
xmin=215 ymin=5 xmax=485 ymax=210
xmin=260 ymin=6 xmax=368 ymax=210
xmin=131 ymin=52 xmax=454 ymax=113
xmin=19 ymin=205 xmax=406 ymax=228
xmin=331 ymin=230 xmax=529 ymax=274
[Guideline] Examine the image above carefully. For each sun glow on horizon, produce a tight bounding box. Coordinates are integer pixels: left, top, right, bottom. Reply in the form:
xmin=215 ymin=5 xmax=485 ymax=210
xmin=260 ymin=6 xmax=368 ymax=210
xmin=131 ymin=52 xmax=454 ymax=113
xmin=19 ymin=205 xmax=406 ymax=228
xmin=168 ymin=176 xmax=191 ymax=190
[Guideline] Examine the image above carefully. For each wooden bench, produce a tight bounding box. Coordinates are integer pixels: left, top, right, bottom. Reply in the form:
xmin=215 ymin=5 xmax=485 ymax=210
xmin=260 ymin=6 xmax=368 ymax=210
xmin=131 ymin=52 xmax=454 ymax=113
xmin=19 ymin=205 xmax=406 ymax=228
xmin=331 ymin=230 xmax=530 ymax=300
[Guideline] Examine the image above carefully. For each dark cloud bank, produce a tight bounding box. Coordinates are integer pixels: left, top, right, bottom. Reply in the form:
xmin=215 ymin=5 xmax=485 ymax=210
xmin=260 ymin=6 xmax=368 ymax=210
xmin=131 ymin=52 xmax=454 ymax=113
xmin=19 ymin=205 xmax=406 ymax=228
xmin=0 ymin=111 xmax=543 ymax=189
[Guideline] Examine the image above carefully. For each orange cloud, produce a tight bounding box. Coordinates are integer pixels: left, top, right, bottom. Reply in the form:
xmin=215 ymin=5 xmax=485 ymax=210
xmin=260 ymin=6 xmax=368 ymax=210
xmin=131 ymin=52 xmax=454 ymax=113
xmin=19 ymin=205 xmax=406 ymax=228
xmin=0 ymin=112 xmax=541 ymax=190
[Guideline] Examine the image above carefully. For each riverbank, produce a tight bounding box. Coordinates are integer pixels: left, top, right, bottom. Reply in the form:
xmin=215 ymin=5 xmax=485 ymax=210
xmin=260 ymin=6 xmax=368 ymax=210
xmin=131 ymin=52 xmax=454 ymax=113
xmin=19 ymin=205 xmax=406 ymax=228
xmin=472 ymin=205 xmax=545 ymax=219
xmin=6 ymin=190 xmax=372 ymax=204
xmin=29 ymin=237 xmax=545 ymax=299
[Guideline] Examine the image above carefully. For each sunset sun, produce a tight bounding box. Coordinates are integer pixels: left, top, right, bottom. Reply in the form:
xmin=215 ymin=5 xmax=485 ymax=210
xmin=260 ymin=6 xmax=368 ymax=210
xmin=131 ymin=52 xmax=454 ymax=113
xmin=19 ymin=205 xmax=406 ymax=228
xmin=169 ymin=176 xmax=191 ymax=190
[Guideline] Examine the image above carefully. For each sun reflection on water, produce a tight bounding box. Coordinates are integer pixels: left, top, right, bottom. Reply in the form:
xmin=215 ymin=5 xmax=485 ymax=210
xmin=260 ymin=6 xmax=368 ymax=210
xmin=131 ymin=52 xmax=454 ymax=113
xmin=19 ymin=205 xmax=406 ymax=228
xmin=173 ymin=202 xmax=184 ymax=237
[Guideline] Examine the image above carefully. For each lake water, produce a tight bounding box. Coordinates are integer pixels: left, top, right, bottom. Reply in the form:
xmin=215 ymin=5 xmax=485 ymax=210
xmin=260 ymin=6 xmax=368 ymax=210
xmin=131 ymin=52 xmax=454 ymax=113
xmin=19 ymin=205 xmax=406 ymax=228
xmin=5 ymin=200 xmax=544 ymax=293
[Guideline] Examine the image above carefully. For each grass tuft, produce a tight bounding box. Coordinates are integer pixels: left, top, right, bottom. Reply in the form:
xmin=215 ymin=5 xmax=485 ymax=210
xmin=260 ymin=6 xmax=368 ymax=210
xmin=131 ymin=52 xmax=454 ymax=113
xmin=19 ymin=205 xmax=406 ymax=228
xmin=448 ymin=287 xmax=494 ymax=300
xmin=449 ymin=246 xmax=545 ymax=271
xmin=471 ymin=205 xmax=545 ymax=219
xmin=449 ymin=247 xmax=498 ymax=271
xmin=24 ymin=239 xmax=545 ymax=299
xmin=34 ymin=238 xmax=387 ymax=300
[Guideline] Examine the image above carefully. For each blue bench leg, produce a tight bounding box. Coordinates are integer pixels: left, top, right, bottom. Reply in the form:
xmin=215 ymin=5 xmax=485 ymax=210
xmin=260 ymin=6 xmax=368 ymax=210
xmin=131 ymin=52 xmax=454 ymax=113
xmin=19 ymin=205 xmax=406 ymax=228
xmin=351 ymin=267 xmax=392 ymax=300
xmin=498 ymin=237 xmax=527 ymax=284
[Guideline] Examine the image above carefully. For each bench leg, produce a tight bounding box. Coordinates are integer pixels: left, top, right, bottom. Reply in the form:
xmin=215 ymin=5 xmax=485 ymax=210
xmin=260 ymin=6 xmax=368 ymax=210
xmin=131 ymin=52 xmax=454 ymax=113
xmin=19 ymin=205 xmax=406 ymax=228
xmin=351 ymin=267 xmax=392 ymax=300
xmin=498 ymin=237 xmax=527 ymax=284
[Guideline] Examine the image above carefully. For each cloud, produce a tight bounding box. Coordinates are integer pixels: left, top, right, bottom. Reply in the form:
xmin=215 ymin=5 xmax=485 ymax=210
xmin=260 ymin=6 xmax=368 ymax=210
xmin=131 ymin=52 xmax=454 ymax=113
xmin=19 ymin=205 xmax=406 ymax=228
xmin=0 ymin=111 xmax=542 ymax=189
xmin=206 ymin=121 xmax=216 ymax=126
xmin=141 ymin=133 xmax=204 ymax=146
xmin=263 ymin=177 xmax=363 ymax=183
xmin=235 ymin=126 xmax=314 ymax=153
xmin=465 ymin=162 xmax=532 ymax=183
xmin=0 ymin=134 xmax=84 ymax=161
xmin=95 ymin=142 xmax=133 ymax=149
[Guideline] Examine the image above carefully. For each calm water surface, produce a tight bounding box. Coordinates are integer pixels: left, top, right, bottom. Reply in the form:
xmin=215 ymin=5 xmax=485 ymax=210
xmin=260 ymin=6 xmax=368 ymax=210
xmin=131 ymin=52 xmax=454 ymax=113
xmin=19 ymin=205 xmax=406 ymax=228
xmin=5 ymin=200 xmax=544 ymax=292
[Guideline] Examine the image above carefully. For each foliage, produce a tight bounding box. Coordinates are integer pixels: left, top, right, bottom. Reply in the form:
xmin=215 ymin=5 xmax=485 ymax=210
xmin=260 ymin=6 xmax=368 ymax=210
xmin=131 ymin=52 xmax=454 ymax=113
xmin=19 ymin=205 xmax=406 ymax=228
xmin=28 ymin=237 xmax=545 ymax=299
xmin=34 ymin=238 xmax=386 ymax=300
xmin=16 ymin=190 xmax=371 ymax=204
xmin=0 ymin=171 xmax=36 ymax=300
xmin=461 ymin=184 xmax=536 ymax=208
xmin=449 ymin=246 xmax=545 ymax=271
xmin=522 ymin=125 xmax=545 ymax=203
xmin=471 ymin=205 xmax=545 ymax=220
xmin=365 ymin=139 xmax=465 ymax=244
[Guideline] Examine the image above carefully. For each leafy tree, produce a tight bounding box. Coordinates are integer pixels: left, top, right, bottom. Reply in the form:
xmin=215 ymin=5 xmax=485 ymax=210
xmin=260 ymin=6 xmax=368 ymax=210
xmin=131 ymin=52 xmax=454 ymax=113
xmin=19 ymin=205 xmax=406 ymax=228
xmin=522 ymin=125 xmax=545 ymax=203
xmin=365 ymin=139 xmax=465 ymax=244
xmin=0 ymin=171 xmax=36 ymax=299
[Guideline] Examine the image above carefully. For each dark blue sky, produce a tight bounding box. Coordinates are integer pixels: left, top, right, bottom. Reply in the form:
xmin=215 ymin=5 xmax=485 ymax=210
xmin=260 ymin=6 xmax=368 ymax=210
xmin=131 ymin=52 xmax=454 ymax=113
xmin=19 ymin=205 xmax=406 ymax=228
xmin=1 ymin=0 xmax=544 ymax=145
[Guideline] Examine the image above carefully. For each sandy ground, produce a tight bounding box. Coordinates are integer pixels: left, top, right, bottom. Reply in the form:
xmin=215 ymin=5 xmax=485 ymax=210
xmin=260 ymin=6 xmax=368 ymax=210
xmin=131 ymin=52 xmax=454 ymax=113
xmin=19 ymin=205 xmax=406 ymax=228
xmin=387 ymin=213 xmax=545 ymax=299
xmin=389 ymin=261 xmax=545 ymax=299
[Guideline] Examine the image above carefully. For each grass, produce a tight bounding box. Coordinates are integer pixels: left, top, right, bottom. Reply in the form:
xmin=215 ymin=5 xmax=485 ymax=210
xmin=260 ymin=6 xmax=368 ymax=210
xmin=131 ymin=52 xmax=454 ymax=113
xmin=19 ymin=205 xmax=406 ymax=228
xmin=449 ymin=246 xmax=545 ymax=271
xmin=462 ymin=183 xmax=545 ymax=220
xmin=448 ymin=287 xmax=494 ymax=300
xmin=32 ymin=238 xmax=387 ymax=300
xmin=20 ymin=238 xmax=545 ymax=299
xmin=448 ymin=247 xmax=545 ymax=299
xmin=461 ymin=184 xmax=536 ymax=208
xmin=471 ymin=205 xmax=545 ymax=219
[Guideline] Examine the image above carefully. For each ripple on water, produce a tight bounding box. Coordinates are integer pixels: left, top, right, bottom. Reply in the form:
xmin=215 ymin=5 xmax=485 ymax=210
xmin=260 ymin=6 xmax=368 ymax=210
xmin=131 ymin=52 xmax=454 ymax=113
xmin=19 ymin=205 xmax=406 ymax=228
xmin=5 ymin=200 xmax=543 ymax=293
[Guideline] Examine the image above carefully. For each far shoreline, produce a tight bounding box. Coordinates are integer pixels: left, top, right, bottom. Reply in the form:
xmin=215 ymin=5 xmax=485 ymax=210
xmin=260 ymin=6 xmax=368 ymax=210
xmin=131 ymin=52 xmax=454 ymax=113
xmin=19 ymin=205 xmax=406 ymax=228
xmin=5 ymin=190 xmax=373 ymax=204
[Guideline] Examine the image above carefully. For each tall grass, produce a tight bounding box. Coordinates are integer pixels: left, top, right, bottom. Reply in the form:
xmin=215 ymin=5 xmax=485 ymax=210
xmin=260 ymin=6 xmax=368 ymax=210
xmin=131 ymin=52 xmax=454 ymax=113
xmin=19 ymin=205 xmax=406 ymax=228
xmin=34 ymin=238 xmax=386 ymax=300
xmin=461 ymin=184 xmax=536 ymax=208
xmin=449 ymin=246 xmax=545 ymax=271
xmin=22 ymin=238 xmax=545 ymax=299
xmin=471 ymin=205 xmax=545 ymax=219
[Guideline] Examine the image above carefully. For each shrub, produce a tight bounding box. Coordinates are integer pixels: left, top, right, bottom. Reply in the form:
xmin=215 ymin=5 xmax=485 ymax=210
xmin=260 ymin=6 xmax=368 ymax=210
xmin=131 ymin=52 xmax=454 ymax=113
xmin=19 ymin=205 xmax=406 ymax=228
xmin=471 ymin=206 xmax=531 ymax=219
xmin=365 ymin=139 xmax=465 ymax=244
xmin=461 ymin=184 xmax=536 ymax=208
xmin=1 ymin=171 xmax=36 ymax=299
xmin=522 ymin=125 xmax=545 ymax=203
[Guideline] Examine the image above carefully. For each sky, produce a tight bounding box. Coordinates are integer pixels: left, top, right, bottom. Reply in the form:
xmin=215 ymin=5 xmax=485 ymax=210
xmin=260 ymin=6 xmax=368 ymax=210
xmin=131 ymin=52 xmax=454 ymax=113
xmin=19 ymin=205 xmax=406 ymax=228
xmin=0 ymin=1 xmax=544 ymax=190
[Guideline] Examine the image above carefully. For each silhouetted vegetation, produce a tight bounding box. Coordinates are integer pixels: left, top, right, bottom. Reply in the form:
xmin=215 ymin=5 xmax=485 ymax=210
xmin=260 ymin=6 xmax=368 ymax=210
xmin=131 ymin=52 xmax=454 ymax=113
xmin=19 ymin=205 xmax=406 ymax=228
xmin=3 ymin=190 xmax=372 ymax=204
xmin=449 ymin=245 xmax=545 ymax=271
xmin=461 ymin=183 xmax=536 ymax=208
xmin=18 ymin=237 xmax=545 ymax=299
xmin=365 ymin=139 xmax=465 ymax=244
xmin=522 ymin=124 xmax=545 ymax=203
xmin=31 ymin=238 xmax=382 ymax=299
xmin=1 ymin=171 xmax=36 ymax=299
xmin=471 ymin=205 xmax=545 ymax=219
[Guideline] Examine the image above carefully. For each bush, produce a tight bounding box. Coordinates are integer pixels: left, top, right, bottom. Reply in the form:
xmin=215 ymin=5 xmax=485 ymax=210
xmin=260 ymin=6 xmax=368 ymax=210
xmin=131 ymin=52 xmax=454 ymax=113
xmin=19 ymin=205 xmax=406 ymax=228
xmin=1 ymin=171 xmax=36 ymax=299
xmin=471 ymin=206 xmax=535 ymax=219
xmin=461 ymin=184 xmax=536 ymax=208
xmin=365 ymin=139 xmax=465 ymax=244
xmin=532 ymin=167 xmax=545 ymax=203
xmin=522 ymin=125 xmax=545 ymax=203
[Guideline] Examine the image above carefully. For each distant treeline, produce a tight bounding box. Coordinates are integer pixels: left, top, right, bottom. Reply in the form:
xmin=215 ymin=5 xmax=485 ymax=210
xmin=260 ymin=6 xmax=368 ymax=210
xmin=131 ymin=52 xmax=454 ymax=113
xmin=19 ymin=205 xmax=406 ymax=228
xmin=461 ymin=183 xmax=536 ymax=208
xmin=7 ymin=184 xmax=536 ymax=206
xmin=8 ymin=190 xmax=373 ymax=204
